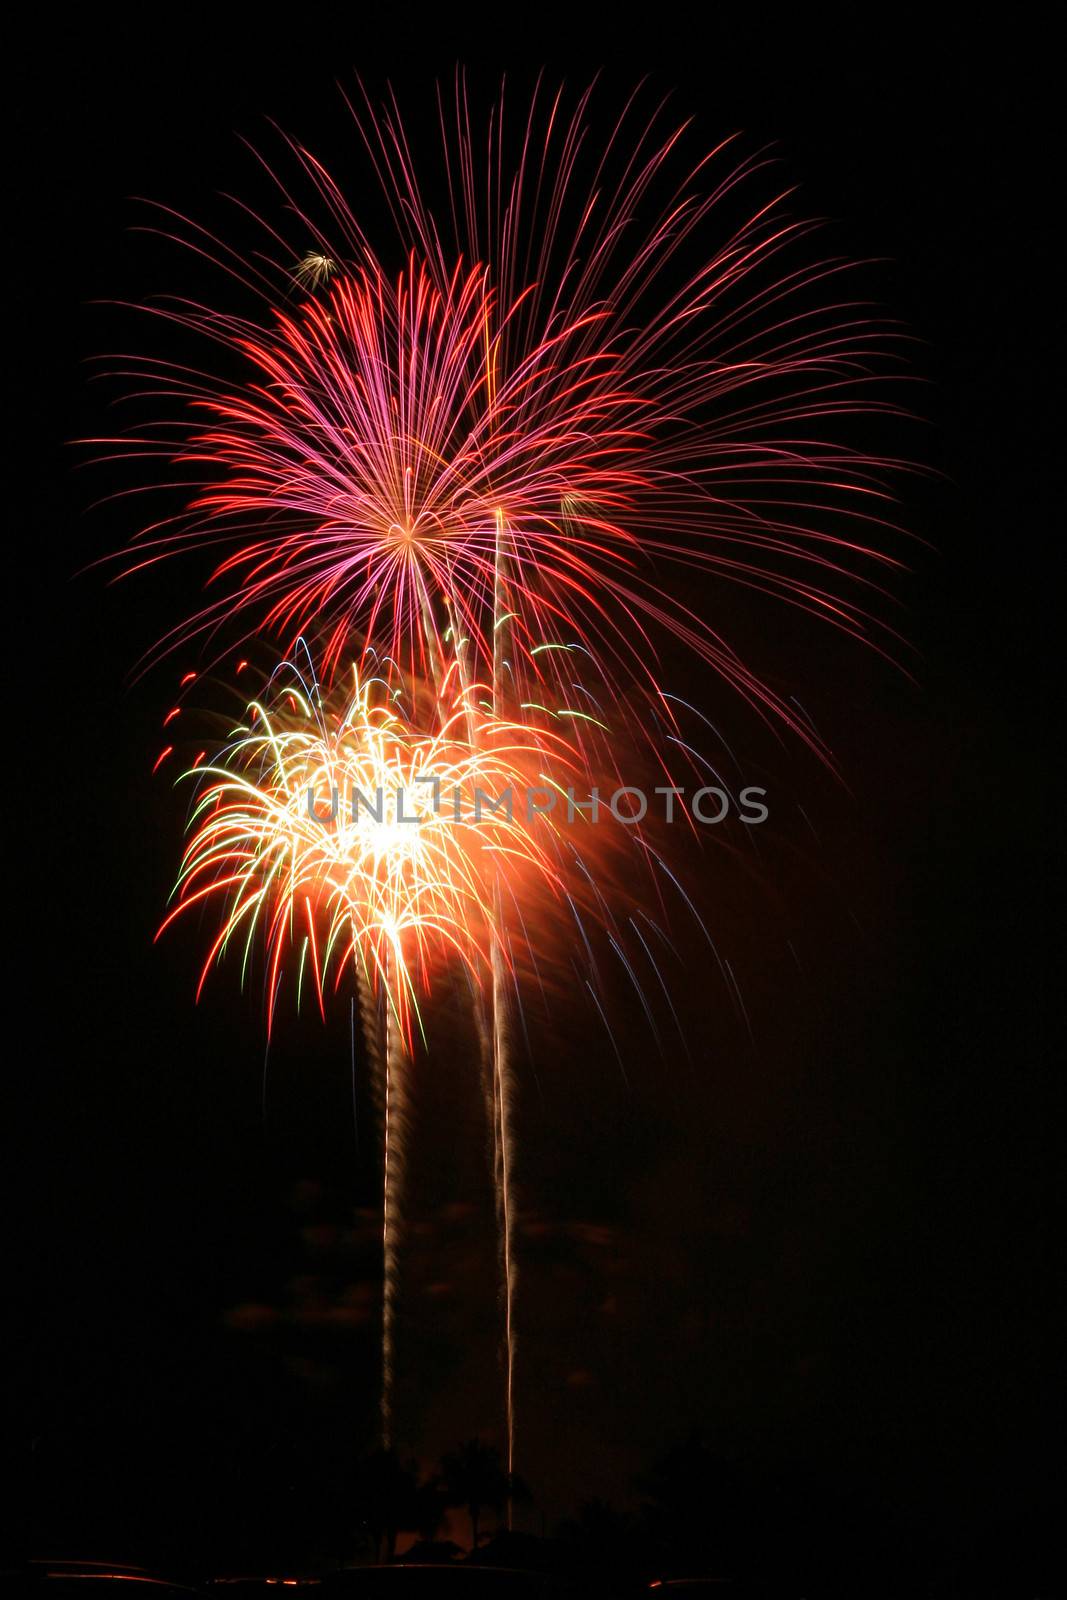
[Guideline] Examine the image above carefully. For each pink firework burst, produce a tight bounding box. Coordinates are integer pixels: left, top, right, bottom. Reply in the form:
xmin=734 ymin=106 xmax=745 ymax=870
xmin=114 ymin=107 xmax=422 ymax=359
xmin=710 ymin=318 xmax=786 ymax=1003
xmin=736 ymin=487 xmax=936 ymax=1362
xmin=95 ymin=74 xmax=915 ymax=760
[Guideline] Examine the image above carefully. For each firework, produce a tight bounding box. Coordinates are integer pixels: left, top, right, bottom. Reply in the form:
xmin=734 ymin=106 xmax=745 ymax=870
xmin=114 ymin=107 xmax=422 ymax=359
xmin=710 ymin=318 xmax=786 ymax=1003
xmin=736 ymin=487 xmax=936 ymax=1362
xmin=106 ymin=77 xmax=910 ymax=1470
xmin=161 ymin=657 xmax=563 ymax=1038
xmin=101 ymin=77 xmax=908 ymax=765
xmin=159 ymin=651 xmax=568 ymax=1443
xmin=292 ymin=250 xmax=336 ymax=291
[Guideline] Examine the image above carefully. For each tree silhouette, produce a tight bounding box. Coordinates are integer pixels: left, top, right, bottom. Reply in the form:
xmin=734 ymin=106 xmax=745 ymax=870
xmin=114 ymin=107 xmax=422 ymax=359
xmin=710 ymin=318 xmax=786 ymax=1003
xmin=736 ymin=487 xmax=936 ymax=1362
xmin=354 ymin=1447 xmax=420 ymax=1562
xmin=440 ymin=1439 xmax=510 ymax=1550
xmin=411 ymin=1474 xmax=450 ymax=1543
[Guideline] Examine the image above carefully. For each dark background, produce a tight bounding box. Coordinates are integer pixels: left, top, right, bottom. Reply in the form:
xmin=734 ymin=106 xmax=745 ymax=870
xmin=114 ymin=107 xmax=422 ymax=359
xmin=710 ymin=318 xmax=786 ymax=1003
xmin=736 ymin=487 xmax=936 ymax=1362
xmin=6 ymin=14 xmax=1058 ymax=1592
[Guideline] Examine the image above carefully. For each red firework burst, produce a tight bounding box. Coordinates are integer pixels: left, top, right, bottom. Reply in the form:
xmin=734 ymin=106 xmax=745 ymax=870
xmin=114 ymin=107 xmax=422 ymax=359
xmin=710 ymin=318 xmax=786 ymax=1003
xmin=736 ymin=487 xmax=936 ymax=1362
xmin=94 ymin=75 xmax=914 ymax=762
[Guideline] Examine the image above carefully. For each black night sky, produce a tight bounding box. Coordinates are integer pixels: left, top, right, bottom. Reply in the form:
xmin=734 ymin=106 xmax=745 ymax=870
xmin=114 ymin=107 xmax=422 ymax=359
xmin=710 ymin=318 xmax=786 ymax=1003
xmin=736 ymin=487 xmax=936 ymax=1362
xmin=6 ymin=16 xmax=1058 ymax=1594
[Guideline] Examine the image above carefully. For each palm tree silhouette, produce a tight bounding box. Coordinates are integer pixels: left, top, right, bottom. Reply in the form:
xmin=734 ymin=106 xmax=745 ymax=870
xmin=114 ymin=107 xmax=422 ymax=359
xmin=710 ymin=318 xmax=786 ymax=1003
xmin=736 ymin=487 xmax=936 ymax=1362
xmin=411 ymin=1475 xmax=449 ymax=1543
xmin=440 ymin=1439 xmax=510 ymax=1550
xmin=354 ymin=1447 xmax=419 ymax=1562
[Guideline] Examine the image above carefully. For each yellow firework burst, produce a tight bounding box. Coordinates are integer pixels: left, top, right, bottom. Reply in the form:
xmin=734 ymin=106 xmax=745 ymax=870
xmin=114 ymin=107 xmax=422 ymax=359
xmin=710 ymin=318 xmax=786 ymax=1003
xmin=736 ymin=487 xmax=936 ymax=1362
xmin=160 ymin=656 xmax=566 ymax=1045
xmin=292 ymin=250 xmax=336 ymax=291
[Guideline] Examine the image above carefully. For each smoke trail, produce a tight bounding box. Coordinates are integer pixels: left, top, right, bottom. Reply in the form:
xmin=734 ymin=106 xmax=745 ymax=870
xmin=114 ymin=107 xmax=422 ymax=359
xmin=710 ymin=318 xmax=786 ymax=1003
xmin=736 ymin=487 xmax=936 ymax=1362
xmin=381 ymin=964 xmax=409 ymax=1452
xmin=356 ymin=964 xmax=385 ymax=1118
xmin=490 ymin=914 xmax=518 ymax=1502
xmin=471 ymin=967 xmax=516 ymax=1497
xmin=355 ymin=964 xmax=395 ymax=1442
xmin=492 ymin=508 xmax=518 ymax=1507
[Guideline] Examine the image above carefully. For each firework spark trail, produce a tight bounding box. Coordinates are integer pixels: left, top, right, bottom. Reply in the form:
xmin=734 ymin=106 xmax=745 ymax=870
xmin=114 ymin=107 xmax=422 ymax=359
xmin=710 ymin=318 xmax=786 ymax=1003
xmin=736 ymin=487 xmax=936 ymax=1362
xmin=492 ymin=505 xmax=518 ymax=1494
xmin=356 ymin=962 xmax=386 ymax=1117
xmin=489 ymin=916 xmax=517 ymax=1495
xmin=381 ymin=955 xmax=409 ymax=1451
xmin=355 ymin=959 xmax=394 ymax=1432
